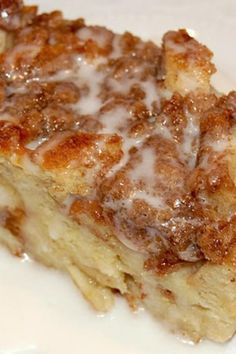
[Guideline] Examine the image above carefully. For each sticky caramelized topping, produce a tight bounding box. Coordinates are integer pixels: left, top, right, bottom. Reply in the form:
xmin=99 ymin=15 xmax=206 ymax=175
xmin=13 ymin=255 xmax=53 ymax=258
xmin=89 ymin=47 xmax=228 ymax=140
xmin=0 ymin=1 xmax=236 ymax=272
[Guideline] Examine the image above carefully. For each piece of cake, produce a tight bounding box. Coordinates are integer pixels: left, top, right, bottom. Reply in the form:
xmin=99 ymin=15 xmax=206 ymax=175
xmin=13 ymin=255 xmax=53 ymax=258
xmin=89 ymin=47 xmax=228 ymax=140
xmin=0 ymin=0 xmax=236 ymax=343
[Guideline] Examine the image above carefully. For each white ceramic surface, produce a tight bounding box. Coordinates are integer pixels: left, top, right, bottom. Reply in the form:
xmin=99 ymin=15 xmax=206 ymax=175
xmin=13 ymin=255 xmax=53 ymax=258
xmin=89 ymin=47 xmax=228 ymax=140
xmin=0 ymin=1 xmax=236 ymax=353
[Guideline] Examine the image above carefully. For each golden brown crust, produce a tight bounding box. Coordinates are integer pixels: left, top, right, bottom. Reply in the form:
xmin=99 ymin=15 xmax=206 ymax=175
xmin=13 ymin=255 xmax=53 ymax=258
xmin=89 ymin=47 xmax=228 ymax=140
xmin=0 ymin=1 xmax=37 ymax=31
xmin=163 ymin=29 xmax=216 ymax=94
xmin=0 ymin=3 xmax=236 ymax=274
xmin=69 ymin=199 xmax=107 ymax=225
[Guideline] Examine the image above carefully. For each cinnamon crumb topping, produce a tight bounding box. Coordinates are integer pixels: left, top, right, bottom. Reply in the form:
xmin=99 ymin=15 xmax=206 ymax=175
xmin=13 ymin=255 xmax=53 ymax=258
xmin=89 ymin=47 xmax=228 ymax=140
xmin=0 ymin=1 xmax=236 ymax=272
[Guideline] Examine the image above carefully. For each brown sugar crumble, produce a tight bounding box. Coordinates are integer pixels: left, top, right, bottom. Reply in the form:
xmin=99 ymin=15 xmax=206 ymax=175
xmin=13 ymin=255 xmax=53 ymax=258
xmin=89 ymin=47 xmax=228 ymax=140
xmin=0 ymin=0 xmax=236 ymax=274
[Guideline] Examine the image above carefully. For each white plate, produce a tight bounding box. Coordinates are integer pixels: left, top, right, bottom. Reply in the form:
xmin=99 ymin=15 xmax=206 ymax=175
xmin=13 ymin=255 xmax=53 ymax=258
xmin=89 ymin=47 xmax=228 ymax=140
xmin=0 ymin=0 xmax=236 ymax=353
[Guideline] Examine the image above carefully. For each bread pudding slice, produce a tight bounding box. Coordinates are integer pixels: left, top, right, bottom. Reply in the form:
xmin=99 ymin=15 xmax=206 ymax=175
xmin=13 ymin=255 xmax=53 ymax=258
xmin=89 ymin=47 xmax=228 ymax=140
xmin=1 ymin=0 xmax=236 ymax=343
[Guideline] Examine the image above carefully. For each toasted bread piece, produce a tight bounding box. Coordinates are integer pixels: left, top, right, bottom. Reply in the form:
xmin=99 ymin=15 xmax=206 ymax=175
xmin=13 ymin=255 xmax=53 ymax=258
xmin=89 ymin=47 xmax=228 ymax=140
xmin=0 ymin=0 xmax=236 ymax=343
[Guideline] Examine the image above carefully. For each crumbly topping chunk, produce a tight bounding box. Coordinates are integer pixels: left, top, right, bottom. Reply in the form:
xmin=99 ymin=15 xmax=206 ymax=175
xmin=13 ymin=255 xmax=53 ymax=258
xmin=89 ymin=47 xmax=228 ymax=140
xmin=0 ymin=2 xmax=236 ymax=272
